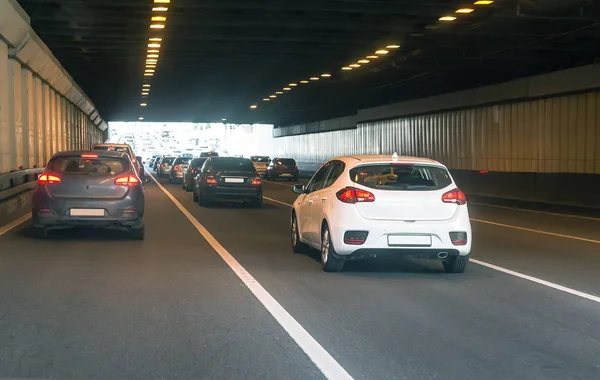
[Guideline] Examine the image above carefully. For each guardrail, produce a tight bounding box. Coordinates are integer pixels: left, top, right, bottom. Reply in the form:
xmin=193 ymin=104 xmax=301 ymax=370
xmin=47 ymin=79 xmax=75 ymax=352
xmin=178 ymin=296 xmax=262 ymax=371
xmin=0 ymin=168 xmax=44 ymax=202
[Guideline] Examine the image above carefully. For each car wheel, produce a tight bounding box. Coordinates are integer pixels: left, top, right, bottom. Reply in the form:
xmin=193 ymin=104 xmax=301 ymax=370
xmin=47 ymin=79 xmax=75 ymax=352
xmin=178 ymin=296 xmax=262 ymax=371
xmin=443 ymin=254 xmax=469 ymax=273
xmin=168 ymin=177 xmax=172 ymax=184
xmin=193 ymin=187 xmax=199 ymax=202
xmin=198 ymin=191 xmax=208 ymax=207
xmin=130 ymin=225 xmax=145 ymax=240
xmin=186 ymin=183 xmax=194 ymax=192
xmin=321 ymin=225 xmax=344 ymax=272
xmin=253 ymin=196 xmax=263 ymax=208
xmin=293 ymin=175 xmax=298 ymax=182
xmin=31 ymin=226 xmax=47 ymax=239
xmin=291 ymin=214 xmax=308 ymax=254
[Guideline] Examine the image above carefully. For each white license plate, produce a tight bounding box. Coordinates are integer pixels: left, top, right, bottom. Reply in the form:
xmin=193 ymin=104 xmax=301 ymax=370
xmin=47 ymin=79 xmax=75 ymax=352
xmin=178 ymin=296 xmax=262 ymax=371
xmin=70 ymin=208 xmax=105 ymax=217
xmin=280 ymin=173 xmax=292 ymax=177
xmin=388 ymin=235 xmax=432 ymax=247
xmin=224 ymin=178 xmax=244 ymax=183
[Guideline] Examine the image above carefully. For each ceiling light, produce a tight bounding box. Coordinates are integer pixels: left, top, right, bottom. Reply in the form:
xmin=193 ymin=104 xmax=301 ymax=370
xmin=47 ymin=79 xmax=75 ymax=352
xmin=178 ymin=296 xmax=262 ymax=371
xmin=250 ymin=105 xmax=257 ymax=109
xmin=310 ymin=77 xmax=319 ymax=81
xmin=269 ymin=95 xmax=277 ymax=98
xmin=439 ymin=16 xmax=457 ymax=21
xmin=289 ymin=83 xmax=298 ymax=87
xmin=474 ymin=0 xmax=493 ymax=4
xmin=276 ymin=91 xmax=283 ymax=94
xmin=142 ymin=93 xmax=149 ymax=96
xmin=386 ymin=45 xmax=400 ymax=49
xmin=149 ymin=38 xmax=162 ymax=42
xmin=283 ymin=87 xmax=291 ymax=91
xmin=140 ymin=103 xmax=147 ymax=106
xmin=152 ymin=6 xmax=168 ymax=11
xmin=148 ymin=43 xmax=161 ymax=48
xmin=146 ymin=66 xmax=156 ymax=69
xmin=154 ymin=0 xmax=170 ymax=3
xmin=342 ymin=67 xmax=352 ymax=71
xmin=139 ymin=117 xmax=144 ymax=120
xmin=358 ymin=59 xmax=370 ymax=64
xmin=375 ymin=50 xmax=389 ymax=55
xmin=150 ymin=24 xmax=165 ymax=29
xmin=146 ymin=59 xmax=157 ymax=63
xmin=148 ymin=49 xmax=160 ymax=53
xmin=263 ymin=98 xmax=270 ymax=101
xmin=144 ymin=73 xmax=153 ymax=76
xmin=151 ymin=16 xmax=166 ymax=22
xmin=300 ymin=80 xmax=309 ymax=84
xmin=147 ymin=54 xmax=159 ymax=58
xmin=143 ymin=84 xmax=150 ymax=87
xmin=366 ymin=55 xmax=379 ymax=59
xmin=349 ymin=63 xmax=361 ymax=68
xmin=456 ymin=8 xmax=474 ymax=13
xmin=222 ymin=118 xmax=227 ymax=121
xmin=321 ymin=73 xmax=331 ymax=77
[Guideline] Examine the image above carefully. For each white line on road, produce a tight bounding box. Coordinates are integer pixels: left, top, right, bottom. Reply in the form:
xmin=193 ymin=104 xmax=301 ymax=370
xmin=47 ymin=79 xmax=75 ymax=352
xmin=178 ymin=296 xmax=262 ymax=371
xmin=469 ymin=202 xmax=600 ymax=221
xmin=0 ymin=214 xmax=31 ymax=236
xmin=261 ymin=195 xmax=600 ymax=304
xmin=265 ymin=180 xmax=304 ymax=187
xmin=150 ymin=175 xmax=354 ymax=380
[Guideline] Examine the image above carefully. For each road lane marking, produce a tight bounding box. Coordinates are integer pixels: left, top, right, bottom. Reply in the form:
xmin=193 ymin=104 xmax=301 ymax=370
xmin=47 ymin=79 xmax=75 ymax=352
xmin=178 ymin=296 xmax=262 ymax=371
xmin=471 ymin=259 xmax=600 ymax=304
xmin=470 ymin=202 xmax=600 ymax=221
xmin=471 ymin=218 xmax=600 ymax=244
xmin=150 ymin=174 xmax=353 ymax=380
xmin=261 ymin=195 xmax=600 ymax=303
xmin=0 ymin=214 xmax=31 ymax=236
xmin=265 ymin=180 xmax=305 ymax=187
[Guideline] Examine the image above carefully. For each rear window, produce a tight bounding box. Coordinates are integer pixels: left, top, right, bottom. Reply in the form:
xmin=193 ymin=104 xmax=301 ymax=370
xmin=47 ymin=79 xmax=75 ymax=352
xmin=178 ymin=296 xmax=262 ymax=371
xmin=94 ymin=146 xmax=132 ymax=157
xmin=212 ymin=158 xmax=255 ymax=171
xmin=275 ymin=159 xmax=296 ymax=165
xmin=191 ymin=158 xmax=207 ymax=168
xmin=48 ymin=157 xmax=129 ymax=176
xmin=161 ymin=157 xmax=175 ymax=165
xmin=251 ymin=156 xmax=270 ymax=162
xmin=349 ymin=164 xmax=452 ymax=191
xmin=174 ymin=157 xmax=192 ymax=164
xmin=200 ymin=152 xmax=219 ymax=157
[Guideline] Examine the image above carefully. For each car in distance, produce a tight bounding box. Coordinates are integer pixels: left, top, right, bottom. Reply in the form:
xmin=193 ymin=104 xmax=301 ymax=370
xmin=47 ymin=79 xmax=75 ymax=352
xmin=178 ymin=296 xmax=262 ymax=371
xmin=250 ymin=156 xmax=270 ymax=177
xmin=200 ymin=151 xmax=219 ymax=158
xmin=183 ymin=157 xmax=207 ymax=191
xmin=194 ymin=157 xmax=262 ymax=207
xmin=157 ymin=156 xmax=176 ymax=178
xmin=153 ymin=155 xmax=164 ymax=172
xmin=266 ymin=158 xmax=299 ymax=181
xmin=92 ymin=143 xmax=141 ymax=176
xmin=290 ymin=154 xmax=471 ymax=273
xmin=31 ymin=150 xmax=145 ymax=239
xmin=169 ymin=156 xmax=192 ymax=184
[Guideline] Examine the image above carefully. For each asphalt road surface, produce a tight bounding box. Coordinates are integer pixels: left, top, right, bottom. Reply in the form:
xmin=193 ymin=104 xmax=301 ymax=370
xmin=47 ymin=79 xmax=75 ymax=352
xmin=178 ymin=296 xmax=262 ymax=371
xmin=1 ymin=172 xmax=599 ymax=380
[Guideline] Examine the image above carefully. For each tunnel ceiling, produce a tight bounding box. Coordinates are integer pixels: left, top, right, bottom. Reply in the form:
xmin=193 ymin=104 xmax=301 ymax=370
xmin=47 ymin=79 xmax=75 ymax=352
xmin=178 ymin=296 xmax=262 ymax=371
xmin=15 ymin=0 xmax=600 ymax=126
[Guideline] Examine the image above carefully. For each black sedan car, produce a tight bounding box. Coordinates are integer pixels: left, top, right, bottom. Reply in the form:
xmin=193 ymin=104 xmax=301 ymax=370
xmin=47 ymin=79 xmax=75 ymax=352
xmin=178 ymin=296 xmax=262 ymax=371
xmin=183 ymin=157 xmax=207 ymax=191
xmin=193 ymin=157 xmax=262 ymax=207
xmin=31 ymin=150 xmax=145 ymax=239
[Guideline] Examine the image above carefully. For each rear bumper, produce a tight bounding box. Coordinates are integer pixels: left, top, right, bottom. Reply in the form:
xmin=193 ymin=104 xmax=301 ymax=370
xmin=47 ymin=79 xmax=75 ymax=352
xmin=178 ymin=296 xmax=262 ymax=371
xmin=205 ymin=186 xmax=262 ymax=201
xmin=271 ymin=170 xmax=298 ymax=178
xmin=33 ymin=213 xmax=143 ymax=229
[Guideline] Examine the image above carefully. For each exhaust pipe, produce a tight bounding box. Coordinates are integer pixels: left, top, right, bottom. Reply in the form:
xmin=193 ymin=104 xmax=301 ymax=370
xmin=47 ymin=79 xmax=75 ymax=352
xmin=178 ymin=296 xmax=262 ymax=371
xmin=437 ymin=251 xmax=449 ymax=259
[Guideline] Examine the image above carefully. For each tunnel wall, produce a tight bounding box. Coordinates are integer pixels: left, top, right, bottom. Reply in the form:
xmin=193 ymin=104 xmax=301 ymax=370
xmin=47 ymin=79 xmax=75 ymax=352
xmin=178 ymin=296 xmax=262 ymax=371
xmin=272 ymin=64 xmax=600 ymax=208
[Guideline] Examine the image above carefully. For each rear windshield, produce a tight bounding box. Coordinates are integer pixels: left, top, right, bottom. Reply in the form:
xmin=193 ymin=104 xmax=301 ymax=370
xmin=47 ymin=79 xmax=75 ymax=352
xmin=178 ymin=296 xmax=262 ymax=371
xmin=251 ymin=156 xmax=270 ymax=162
xmin=48 ymin=157 xmax=129 ymax=176
xmin=212 ymin=158 xmax=255 ymax=171
xmin=191 ymin=158 xmax=207 ymax=168
xmin=161 ymin=157 xmax=175 ymax=165
xmin=349 ymin=164 xmax=452 ymax=191
xmin=174 ymin=157 xmax=192 ymax=164
xmin=200 ymin=152 xmax=219 ymax=157
xmin=94 ymin=146 xmax=132 ymax=157
xmin=275 ymin=159 xmax=296 ymax=165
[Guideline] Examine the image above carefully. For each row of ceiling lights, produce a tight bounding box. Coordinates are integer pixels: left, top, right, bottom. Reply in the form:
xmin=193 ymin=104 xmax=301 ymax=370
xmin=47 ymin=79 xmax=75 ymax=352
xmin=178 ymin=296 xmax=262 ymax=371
xmin=248 ymin=0 xmax=495 ymax=110
xmin=139 ymin=0 xmax=171 ymax=121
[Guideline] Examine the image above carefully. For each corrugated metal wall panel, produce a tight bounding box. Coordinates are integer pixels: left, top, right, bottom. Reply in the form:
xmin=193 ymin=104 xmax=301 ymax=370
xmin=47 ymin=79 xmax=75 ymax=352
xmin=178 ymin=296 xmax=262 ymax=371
xmin=273 ymin=90 xmax=600 ymax=173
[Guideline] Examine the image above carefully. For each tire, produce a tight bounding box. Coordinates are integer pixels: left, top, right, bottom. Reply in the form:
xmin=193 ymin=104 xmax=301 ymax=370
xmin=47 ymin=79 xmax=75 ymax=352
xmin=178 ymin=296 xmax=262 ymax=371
xmin=130 ymin=225 xmax=145 ymax=240
xmin=293 ymin=175 xmax=298 ymax=182
xmin=321 ymin=225 xmax=344 ymax=272
xmin=198 ymin=191 xmax=208 ymax=207
xmin=443 ymin=254 xmax=469 ymax=273
xmin=291 ymin=214 xmax=308 ymax=253
xmin=185 ymin=182 xmax=194 ymax=192
xmin=252 ymin=196 xmax=263 ymax=208
xmin=31 ymin=226 xmax=47 ymax=239
xmin=168 ymin=177 xmax=172 ymax=184
xmin=193 ymin=188 xmax=199 ymax=202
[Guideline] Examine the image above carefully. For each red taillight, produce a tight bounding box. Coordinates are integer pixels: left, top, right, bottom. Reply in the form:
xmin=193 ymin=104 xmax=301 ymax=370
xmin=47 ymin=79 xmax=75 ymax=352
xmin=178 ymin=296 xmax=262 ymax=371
xmin=336 ymin=187 xmax=375 ymax=204
xmin=81 ymin=154 xmax=98 ymax=158
xmin=38 ymin=173 xmax=61 ymax=184
xmin=442 ymin=189 xmax=466 ymax=205
xmin=450 ymin=232 xmax=468 ymax=246
xmin=114 ymin=175 xmax=140 ymax=187
xmin=173 ymin=165 xmax=181 ymax=171
xmin=206 ymin=176 xmax=217 ymax=184
xmin=251 ymin=177 xmax=261 ymax=185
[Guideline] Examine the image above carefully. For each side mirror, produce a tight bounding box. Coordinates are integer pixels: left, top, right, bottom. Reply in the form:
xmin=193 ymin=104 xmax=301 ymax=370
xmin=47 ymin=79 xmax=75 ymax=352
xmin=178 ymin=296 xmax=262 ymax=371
xmin=292 ymin=184 xmax=306 ymax=194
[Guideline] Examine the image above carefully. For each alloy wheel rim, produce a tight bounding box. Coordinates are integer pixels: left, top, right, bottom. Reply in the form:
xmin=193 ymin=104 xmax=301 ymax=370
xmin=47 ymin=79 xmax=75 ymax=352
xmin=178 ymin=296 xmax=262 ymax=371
xmin=292 ymin=218 xmax=298 ymax=246
xmin=322 ymin=229 xmax=329 ymax=264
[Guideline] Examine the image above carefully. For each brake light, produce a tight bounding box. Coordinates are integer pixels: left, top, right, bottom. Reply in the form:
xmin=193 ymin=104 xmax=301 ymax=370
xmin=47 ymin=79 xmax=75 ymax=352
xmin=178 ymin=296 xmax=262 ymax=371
xmin=173 ymin=165 xmax=181 ymax=171
xmin=114 ymin=175 xmax=140 ymax=186
xmin=450 ymin=232 xmax=468 ymax=246
xmin=251 ymin=177 xmax=261 ymax=185
xmin=442 ymin=189 xmax=466 ymax=205
xmin=38 ymin=173 xmax=61 ymax=184
xmin=188 ymin=168 xmax=195 ymax=174
xmin=161 ymin=163 xmax=167 ymax=167
xmin=336 ymin=187 xmax=375 ymax=204
xmin=206 ymin=176 xmax=217 ymax=184
xmin=81 ymin=154 xmax=98 ymax=158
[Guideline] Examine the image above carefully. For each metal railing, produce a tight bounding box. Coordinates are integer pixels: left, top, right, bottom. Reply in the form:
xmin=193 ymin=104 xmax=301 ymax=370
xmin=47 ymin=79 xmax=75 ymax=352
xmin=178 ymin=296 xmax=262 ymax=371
xmin=0 ymin=168 xmax=45 ymax=202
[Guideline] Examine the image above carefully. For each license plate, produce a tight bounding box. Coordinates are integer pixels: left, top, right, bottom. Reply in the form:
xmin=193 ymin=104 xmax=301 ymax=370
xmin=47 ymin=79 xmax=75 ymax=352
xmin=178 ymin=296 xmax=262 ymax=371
xmin=224 ymin=178 xmax=244 ymax=183
xmin=70 ymin=208 xmax=105 ymax=217
xmin=280 ymin=173 xmax=292 ymax=177
xmin=387 ymin=235 xmax=432 ymax=247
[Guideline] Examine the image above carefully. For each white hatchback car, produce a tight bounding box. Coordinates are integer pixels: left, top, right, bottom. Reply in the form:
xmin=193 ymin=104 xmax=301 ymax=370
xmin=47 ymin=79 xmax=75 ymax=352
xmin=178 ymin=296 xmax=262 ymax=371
xmin=290 ymin=154 xmax=472 ymax=273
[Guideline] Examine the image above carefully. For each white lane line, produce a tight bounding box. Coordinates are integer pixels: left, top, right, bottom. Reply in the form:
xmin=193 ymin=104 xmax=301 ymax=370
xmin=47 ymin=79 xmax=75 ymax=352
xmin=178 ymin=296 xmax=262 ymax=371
xmin=149 ymin=175 xmax=353 ymax=380
xmin=471 ymin=218 xmax=600 ymax=245
xmin=265 ymin=180 xmax=305 ymax=187
xmin=470 ymin=202 xmax=600 ymax=221
xmin=471 ymin=259 xmax=600 ymax=304
xmin=264 ymin=196 xmax=293 ymax=207
xmin=260 ymin=195 xmax=600 ymax=303
xmin=0 ymin=214 xmax=31 ymax=236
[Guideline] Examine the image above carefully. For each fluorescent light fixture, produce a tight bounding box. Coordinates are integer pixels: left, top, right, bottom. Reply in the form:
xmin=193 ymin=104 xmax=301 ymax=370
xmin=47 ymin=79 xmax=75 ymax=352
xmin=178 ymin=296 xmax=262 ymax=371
xmin=151 ymin=16 xmax=166 ymax=22
xmin=321 ymin=73 xmax=331 ymax=77
xmin=250 ymin=105 xmax=257 ymax=109
xmin=386 ymin=45 xmax=400 ymax=49
xmin=375 ymin=49 xmax=389 ymax=55
xmin=342 ymin=67 xmax=352 ymax=70
xmin=149 ymin=38 xmax=162 ymax=42
xmin=140 ymin=103 xmax=147 ymax=106
xmin=154 ymin=0 xmax=170 ymax=3
xmin=289 ymin=83 xmax=298 ymax=86
xmin=349 ymin=63 xmax=361 ymax=68
xmin=142 ymin=93 xmax=149 ymax=96
xmin=269 ymin=95 xmax=277 ymax=98
xmin=456 ymin=8 xmax=474 ymax=13
xmin=474 ymin=0 xmax=493 ymax=4
xmin=148 ymin=43 xmax=161 ymax=48
xmin=263 ymin=98 xmax=270 ymax=101
xmin=222 ymin=118 xmax=227 ymax=121
xmin=276 ymin=91 xmax=283 ymax=94
xmin=143 ymin=84 xmax=151 ymax=87
xmin=439 ymin=16 xmax=457 ymax=21
xmin=144 ymin=73 xmax=153 ymax=76
xmin=148 ymin=49 xmax=160 ymax=53
xmin=152 ymin=6 xmax=168 ymax=11
xmin=310 ymin=77 xmax=319 ymax=81
xmin=146 ymin=65 xmax=156 ymax=69
xmin=283 ymin=87 xmax=291 ymax=91
xmin=147 ymin=54 xmax=159 ymax=58
xmin=366 ymin=55 xmax=379 ymax=59
xmin=139 ymin=117 xmax=144 ymax=120
xmin=150 ymin=24 xmax=165 ymax=29
xmin=358 ymin=59 xmax=370 ymax=64
xmin=146 ymin=59 xmax=157 ymax=63
xmin=300 ymin=80 xmax=309 ymax=84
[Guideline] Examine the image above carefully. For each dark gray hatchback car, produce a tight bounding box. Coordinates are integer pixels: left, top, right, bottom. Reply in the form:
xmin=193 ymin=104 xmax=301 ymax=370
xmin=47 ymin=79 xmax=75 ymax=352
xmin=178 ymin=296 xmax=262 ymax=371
xmin=31 ymin=150 xmax=145 ymax=239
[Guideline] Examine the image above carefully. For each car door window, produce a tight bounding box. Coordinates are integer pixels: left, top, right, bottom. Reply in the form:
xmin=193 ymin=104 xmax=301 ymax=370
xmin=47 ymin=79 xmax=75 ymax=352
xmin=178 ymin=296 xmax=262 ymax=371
xmin=306 ymin=162 xmax=333 ymax=193
xmin=322 ymin=161 xmax=345 ymax=188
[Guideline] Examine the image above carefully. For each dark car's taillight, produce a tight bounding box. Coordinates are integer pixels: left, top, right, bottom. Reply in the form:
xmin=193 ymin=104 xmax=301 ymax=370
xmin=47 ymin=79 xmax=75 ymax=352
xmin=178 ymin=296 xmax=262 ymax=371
xmin=206 ymin=175 xmax=217 ymax=184
xmin=173 ymin=165 xmax=181 ymax=171
xmin=38 ymin=173 xmax=61 ymax=184
xmin=251 ymin=177 xmax=261 ymax=185
xmin=115 ymin=175 xmax=140 ymax=187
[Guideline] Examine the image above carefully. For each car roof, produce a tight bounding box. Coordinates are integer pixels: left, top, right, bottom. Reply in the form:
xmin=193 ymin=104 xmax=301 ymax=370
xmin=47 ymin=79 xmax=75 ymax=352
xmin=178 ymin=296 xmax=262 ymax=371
xmin=51 ymin=150 xmax=127 ymax=158
xmin=333 ymin=154 xmax=444 ymax=166
xmin=94 ymin=143 xmax=131 ymax=147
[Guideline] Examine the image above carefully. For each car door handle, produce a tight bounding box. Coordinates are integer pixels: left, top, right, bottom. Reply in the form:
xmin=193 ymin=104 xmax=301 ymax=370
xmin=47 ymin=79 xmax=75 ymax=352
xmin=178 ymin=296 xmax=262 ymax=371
xmin=321 ymin=197 xmax=327 ymax=202
xmin=308 ymin=200 xmax=312 ymax=205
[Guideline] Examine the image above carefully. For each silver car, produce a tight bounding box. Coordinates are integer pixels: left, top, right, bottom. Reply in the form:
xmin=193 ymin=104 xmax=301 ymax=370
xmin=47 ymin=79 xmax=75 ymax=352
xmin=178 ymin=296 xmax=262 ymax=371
xmin=169 ymin=156 xmax=192 ymax=184
xmin=157 ymin=156 xmax=176 ymax=178
xmin=31 ymin=150 xmax=145 ymax=239
xmin=250 ymin=156 xmax=270 ymax=177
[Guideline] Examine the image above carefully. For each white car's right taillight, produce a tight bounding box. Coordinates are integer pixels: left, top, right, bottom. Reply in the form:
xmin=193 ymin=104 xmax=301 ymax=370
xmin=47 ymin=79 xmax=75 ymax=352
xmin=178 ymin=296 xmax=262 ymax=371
xmin=441 ymin=189 xmax=466 ymax=205
xmin=336 ymin=187 xmax=375 ymax=204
